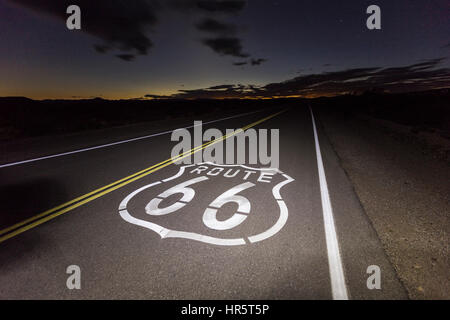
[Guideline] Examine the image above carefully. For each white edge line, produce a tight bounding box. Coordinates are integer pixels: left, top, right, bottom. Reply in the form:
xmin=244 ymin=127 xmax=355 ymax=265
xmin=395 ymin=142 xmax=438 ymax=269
xmin=0 ymin=110 xmax=264 ymax=169
xmin=310 ymin=106 xmax=349 ymax=300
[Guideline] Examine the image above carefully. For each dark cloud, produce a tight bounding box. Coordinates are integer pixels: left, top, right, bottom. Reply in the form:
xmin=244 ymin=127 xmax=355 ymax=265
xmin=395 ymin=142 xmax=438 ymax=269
xmin=196 ymin=0 xmax=246 ymax=13
xmin=208 ymin=84 xmax=236 ymax=90
xmin=94 ymin=44 xmax=110 ymax=54
xmin=187 ymin=3 xmax=250 ymax=62
xmin=169 ymin=0 xmax=246 ymax=13
xmin=172 ymin=84 xmax=255 ymax=99
xmin=10 ymin=0 xmax=251 ymax=62
xmin=155 ymin=58 xmax=450 ymax=99
xmin=195 ymin=18 xmax=237 ymax=35
xmin=202 ymin=37 xmax=249 ymax=58
xmin=233 ymin=59 xmax=267 ymax=67
xmin=116 ymin=54 xmax=136 ymax=62
xmin=195 ymin=16 xmax=250 ymax=61
xmin=144 ymin=94 xmax=172 ymax=99
xmin=251 ymin=58 xmax=267 ymax=66
xmin=10 ymin=0 xmax=158 ymax=59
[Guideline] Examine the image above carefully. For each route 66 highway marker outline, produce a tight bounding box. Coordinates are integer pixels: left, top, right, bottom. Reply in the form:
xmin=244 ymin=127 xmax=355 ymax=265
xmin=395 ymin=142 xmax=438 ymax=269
xmin=118 ymin=162 xmax=294 ymax=246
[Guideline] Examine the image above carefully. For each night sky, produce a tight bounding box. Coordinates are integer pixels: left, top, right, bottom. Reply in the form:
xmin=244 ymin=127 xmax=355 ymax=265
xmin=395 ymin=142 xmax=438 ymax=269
xmin=0 ymin=0 xmax=449 ymax=99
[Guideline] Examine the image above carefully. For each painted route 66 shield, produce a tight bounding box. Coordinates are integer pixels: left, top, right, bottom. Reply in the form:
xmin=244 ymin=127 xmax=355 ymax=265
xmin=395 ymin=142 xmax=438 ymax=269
xmin=118 ymin=162 xmax=294 ymax=246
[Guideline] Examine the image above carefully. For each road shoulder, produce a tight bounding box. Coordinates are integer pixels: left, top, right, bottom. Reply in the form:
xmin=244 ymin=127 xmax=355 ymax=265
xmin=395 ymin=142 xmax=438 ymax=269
xmin=317 ymin=108 xmax=450 ymax=300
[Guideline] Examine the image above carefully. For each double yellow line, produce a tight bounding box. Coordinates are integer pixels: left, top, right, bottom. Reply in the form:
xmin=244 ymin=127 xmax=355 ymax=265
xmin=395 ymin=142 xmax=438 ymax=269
xmin=0 ymin=110 xmax=285 ymax=244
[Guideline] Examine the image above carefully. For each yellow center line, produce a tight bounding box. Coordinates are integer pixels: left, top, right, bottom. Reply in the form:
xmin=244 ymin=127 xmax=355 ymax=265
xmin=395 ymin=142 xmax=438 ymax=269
xmin=0 ymin=110 xmax=285 ymax=244
xmin=0 ymin=111 xmax=276 ymax=236
xmin=0 ymin=132 xmax=223 ymax=236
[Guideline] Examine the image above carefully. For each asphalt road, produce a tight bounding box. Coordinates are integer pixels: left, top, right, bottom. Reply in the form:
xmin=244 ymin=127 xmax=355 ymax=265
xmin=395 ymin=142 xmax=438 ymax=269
xmin=0 ymin=105 xmax=407 ymax=299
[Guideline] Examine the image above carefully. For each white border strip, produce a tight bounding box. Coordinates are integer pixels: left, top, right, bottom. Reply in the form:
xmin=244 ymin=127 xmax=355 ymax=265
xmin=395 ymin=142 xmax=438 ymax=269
xmin=0 ymin=110 xmax=263 ymax=169
xmin=310 ymin=107 xmax=349 ymax=300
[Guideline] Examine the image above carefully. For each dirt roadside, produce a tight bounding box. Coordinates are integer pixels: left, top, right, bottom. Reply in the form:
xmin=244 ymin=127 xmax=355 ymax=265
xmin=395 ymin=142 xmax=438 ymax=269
xmin=317 ymin=109 xmax=449 ymax=300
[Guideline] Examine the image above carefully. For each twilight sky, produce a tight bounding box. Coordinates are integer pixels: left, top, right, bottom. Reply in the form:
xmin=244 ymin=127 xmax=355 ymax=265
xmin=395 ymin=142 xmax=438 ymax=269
xmin=0 ymin=0 xmax=449 ymax=99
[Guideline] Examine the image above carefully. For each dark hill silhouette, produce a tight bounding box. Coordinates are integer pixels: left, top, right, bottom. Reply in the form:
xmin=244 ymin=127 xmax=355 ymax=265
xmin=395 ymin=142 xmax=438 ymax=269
xmin=0 ymin=89 xmax=448 ymax=141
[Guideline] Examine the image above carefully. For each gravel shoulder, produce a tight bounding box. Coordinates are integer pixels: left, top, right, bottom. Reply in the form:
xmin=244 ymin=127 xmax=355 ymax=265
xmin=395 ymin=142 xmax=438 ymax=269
xmin=317 ymin=108 xmax=449 ymax=300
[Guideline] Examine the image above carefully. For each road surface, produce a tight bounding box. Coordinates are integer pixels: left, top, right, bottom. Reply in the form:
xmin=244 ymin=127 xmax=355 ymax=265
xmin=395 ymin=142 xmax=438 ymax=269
xmin=0 ymin=105 xmax=407 ymax=299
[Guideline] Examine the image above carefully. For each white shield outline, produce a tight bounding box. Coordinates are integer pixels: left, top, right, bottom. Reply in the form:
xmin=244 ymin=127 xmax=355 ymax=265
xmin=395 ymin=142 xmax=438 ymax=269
xmin=118 ymin=162 xmax=294 ymax=246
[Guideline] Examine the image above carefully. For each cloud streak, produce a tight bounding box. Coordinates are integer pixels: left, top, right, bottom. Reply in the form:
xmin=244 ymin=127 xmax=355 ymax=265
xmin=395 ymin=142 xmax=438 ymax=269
xmin=251 ymin=58 xmax=267 ymax=66
xmin=202 ymin=37 xmax=249 ymax=58
xmin=146 ymin=58 xmax=450 ymax=99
